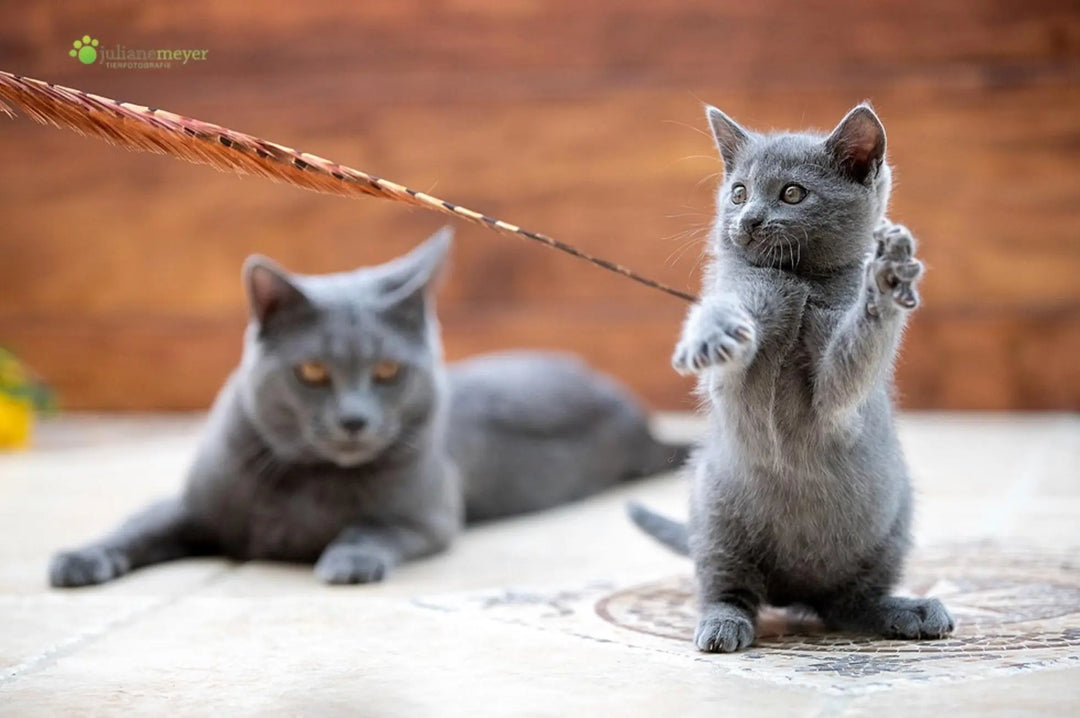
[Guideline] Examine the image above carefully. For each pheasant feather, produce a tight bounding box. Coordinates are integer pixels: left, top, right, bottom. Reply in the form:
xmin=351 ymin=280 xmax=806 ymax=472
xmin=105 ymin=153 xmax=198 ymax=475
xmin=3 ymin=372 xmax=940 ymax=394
xmin=0 ymin=70 xmax=695 ymax=302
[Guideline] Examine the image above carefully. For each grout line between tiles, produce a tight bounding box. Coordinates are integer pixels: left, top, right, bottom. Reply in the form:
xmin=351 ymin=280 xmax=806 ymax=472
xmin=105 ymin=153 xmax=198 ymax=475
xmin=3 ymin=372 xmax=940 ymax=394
xmin=0 ymin=566 xmax=235 ymax=690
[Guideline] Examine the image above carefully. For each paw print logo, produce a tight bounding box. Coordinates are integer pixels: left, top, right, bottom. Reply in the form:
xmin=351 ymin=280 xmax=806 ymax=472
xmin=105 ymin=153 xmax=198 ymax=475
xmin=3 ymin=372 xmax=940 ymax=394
xmin=69 ymin=36 xmax=99 ymax=65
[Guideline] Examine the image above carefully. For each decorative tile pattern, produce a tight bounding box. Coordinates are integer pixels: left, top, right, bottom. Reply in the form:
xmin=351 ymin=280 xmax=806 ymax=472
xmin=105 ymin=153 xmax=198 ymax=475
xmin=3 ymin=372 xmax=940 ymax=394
xmin=416 ymin=544 xmax=1080 ymax=692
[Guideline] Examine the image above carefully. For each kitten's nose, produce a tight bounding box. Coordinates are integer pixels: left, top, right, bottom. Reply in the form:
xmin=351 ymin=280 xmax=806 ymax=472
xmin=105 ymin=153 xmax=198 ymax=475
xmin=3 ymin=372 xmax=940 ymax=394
xmin=338 ymin=415 xmax=369 ymax=434
xmin=741 ymin=215 xmax=764 ymax=236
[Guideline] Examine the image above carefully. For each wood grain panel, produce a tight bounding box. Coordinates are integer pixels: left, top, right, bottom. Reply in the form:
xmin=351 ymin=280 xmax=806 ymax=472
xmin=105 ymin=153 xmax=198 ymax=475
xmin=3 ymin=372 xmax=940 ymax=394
xmin=0 ymin=1 xmax=1077 ymax=410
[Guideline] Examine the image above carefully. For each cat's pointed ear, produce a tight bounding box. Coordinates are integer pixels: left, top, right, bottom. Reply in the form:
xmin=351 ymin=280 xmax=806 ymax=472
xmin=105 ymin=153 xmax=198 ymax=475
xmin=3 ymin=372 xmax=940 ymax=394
xmin=825 ymin=103 xmax=887 ymax=183
xmin=706 ymin=105 xmax=750 ymax=170
xmin=243 ymin=255 xmax=311 ymax=328
xmin=379 ymin=226 xmax=454 ymax=327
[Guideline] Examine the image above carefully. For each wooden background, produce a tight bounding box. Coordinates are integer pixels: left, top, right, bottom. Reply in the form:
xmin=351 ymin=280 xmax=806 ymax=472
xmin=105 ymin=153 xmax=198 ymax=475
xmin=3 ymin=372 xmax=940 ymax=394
xmin=0 ymin=1 xmax=1078 ymax=411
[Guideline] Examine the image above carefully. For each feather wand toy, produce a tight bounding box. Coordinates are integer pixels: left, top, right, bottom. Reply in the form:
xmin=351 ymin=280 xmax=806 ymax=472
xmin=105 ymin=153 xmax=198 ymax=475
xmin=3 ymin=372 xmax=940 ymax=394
xmin=0 ymin=70 xmax=696 ymax=303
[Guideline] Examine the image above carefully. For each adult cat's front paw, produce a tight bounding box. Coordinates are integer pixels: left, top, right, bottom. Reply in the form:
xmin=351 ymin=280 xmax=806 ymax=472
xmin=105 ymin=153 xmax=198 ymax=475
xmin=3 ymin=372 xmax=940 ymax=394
xmin=866 ymin=222 xmax=924 ymax=316
xmin=314 ymin=545 xmax=391 ymax=585
xmin=672 ymin=309 xmax=756 ymax=376
xmin=694 ymin=603 xmax=756 ymax=653
xmin=49 ymin=547 xmax=130 ymax=588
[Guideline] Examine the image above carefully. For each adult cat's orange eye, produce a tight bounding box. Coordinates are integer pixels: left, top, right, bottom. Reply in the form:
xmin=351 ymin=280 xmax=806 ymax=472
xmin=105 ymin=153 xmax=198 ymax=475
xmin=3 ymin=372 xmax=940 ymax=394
xmin=295 ymin=361 xmax=331 ymax=386
xmin=372 ymin=360 xmax=402 ymax=383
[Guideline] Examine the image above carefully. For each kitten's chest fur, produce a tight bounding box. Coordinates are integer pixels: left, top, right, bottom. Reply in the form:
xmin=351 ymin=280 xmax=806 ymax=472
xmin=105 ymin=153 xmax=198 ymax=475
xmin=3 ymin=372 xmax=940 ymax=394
xmin=707 ymin=270 xmax=863 ymax=464
xmin=700 ymin=272 xmax=907 ymax=590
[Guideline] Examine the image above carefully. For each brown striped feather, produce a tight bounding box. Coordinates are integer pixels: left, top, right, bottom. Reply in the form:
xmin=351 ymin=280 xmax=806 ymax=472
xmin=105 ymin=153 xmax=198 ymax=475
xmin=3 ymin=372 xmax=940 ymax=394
xmin=0 ymin=70 xmax=696 ymax=302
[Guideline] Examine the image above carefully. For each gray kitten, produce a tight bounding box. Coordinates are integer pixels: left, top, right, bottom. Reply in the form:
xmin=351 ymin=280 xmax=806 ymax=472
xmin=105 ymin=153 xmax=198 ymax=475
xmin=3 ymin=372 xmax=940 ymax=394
xmin=630 ymin=104 xmax=954 ymax=652
xmin=50 ymin=228 xmax=686 ymax=587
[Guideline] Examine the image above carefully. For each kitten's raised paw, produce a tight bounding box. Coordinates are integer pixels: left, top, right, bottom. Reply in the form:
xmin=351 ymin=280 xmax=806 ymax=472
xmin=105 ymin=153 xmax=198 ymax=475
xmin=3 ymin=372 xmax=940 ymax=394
xmin=877 ymin=596 xmax=955 ymax=640
xmin=49 ymin=547 xmax=130 ymax=588
xmin=314 ymin=545 xmax=390 ymax=585
xmin=672 ymin=313 xmax=756 ymax=376
xmin=867 ymin=223 xmax=924 ymax=315
xmin=694 ymin=604 xmax=756 ymax=653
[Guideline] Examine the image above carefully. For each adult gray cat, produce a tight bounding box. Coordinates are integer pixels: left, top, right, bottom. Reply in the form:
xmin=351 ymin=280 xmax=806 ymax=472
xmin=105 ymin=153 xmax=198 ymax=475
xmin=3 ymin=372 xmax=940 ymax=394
xmin=630 ymin=103 xmax=954 ymax=652
xmin=50 ymin=228 xmax=686 ymax=587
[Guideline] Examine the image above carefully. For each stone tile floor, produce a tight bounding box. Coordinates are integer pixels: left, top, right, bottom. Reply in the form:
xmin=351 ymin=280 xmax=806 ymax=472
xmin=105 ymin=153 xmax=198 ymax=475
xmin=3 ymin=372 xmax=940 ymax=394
xmin=1 ymin=412 xmax=1077 ymax=716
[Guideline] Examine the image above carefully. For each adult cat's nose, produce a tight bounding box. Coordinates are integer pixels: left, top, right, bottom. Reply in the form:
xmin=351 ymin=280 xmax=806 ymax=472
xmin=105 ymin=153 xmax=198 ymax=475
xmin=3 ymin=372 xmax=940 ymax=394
xmin=338 ymin=415 xmax=369 ymax=434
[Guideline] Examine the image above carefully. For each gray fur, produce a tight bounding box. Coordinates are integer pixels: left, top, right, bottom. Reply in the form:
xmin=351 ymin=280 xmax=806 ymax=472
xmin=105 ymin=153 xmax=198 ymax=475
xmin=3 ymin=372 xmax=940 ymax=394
xmin=50 ymin=228 xmax=684 ymax=588
xmin=449 ymin=352 xmax=687 ymax=523
xmin=633 ymin=104 xmax=953 ymax=651
xmin=626 ymin=502 xmax=689 ymax=555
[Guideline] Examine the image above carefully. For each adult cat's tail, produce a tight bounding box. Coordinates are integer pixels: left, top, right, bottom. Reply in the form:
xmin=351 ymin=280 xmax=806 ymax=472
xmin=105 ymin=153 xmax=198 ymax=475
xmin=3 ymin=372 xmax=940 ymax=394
xmin=626 ymin=502 xmax=690 ymax=556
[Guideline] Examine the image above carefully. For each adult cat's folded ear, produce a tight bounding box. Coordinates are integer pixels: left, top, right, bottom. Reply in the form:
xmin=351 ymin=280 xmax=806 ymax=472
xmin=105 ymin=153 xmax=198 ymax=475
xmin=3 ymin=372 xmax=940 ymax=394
xmin=243 ymin=255 xmax=313 ymax=329
xmin=378 ymin=226 xmax=454 ymax=328
xmin=825 ymin=102 xmax=887 ymax=184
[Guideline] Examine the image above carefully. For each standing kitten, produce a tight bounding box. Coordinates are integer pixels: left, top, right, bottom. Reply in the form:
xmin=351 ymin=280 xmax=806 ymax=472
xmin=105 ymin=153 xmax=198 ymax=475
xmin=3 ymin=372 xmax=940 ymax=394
xmin=50 ymin=228 xmax=685 ymax=587
xmin=631 ymin=104 xmax=954 ymax=652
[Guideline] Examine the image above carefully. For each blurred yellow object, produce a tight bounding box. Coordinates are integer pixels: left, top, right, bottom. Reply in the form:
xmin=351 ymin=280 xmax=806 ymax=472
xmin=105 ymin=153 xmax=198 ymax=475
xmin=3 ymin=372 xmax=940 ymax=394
xmin=0 ymin=393 xmax=33 ymax=449
xmin=0 ymin=348 xmax=51 ymax=450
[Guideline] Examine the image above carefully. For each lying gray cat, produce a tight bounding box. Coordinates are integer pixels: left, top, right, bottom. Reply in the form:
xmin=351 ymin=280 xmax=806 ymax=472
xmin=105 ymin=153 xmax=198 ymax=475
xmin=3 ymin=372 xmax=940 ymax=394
xmin=50 ymin=228 xmax=686 ymax=587
xmin=630 ymin=103 xmax=954 ymax=651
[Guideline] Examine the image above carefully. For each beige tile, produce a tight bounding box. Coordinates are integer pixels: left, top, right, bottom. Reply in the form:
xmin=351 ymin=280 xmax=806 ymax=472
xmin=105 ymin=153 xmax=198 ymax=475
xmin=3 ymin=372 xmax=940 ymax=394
xmin=912 ymin=497 xmax=1001 ymax=545
xmin=1 ymin=597 xmax=828 ymax=718
xmin=899 ymin=413 xmax=1066 ymax=500
xmin=0 ymin=437 xmax=202 ymax=595
xmin=1 ymin=563 xmax=232 ymax=680
xmin=1036 ymin=416 xmax=1080 ymax=498
xmin=997 ymin=498 xmax=1080 ymax=548
xmin=0 ymin=594 xmax=158 ymax=675
xmin=3 ymin=412 xmax=1080 ymax=717
xmin=842 ymin=666 xmax=1080 ymax=718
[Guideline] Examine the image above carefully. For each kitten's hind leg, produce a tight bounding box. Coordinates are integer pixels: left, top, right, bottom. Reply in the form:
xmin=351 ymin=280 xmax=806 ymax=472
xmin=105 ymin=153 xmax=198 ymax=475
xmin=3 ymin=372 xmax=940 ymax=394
xmin=49 ymin=498 xmax=212 ymax=588
xmin=820 ymin=593 xmax=954 ymax=640
xmin=815 ymin=566 xmax=955 ymax=640
xmin=873 ymin=595 xmax=955 ymax=639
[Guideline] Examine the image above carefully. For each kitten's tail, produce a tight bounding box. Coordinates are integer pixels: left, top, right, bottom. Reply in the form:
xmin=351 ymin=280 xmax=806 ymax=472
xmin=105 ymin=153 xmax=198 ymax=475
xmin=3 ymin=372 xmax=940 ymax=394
xmin=626 ymin=502 xmax=690 ymax=556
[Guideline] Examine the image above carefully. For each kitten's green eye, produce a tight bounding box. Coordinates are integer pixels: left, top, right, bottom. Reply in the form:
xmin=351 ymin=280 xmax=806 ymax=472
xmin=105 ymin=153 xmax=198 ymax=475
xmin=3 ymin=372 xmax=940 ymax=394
xmin=781 ymin=183 xmax=807 ymax=204
xmin=295 ymin=360 xmax=331 ymax=386
xmin=731 ymin=184 xmax=748 ymax=205
xmin=372 ymin=359 xmax=402 ymax=384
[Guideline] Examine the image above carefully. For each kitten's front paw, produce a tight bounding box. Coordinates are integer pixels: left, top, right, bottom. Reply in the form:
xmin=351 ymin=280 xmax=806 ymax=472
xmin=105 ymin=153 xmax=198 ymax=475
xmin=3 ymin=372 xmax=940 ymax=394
xmin=877 ymin=596 xmax=955 ymax=640
xmin=866 ymin=223 xmax=924 ymax=316
xmin=672 ymin=311 xmax=756 ymax=376
xmin=49 ymin=547 xmax=130 ymax=588
xmin=314 ymin=545 xmax=391 ymax=585
xmin=694 ymin=603 xmax=756 ymax=653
